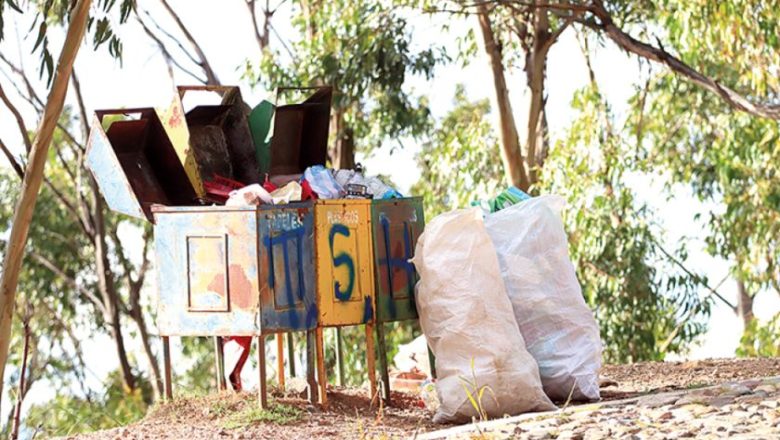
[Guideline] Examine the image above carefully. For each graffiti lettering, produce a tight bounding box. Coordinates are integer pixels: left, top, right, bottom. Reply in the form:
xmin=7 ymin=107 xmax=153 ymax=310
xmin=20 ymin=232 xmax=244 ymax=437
xmin=380 ymin=216 xmax=416 ymax=299
xmin=329 ymin=223 xmax=355 ymax=301
xmin=327 ymin=210 xmax=359 ymax=225
xmin=263 ymin=226 xmax=307 ymax=317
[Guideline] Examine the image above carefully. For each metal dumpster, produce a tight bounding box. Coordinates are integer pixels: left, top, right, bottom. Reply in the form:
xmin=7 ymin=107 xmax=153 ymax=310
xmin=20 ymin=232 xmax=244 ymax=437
xmin=152 ymin=203 xmax=317 ymax=336
xmin=86 ymin=98 xmax=323 ymax=407
xmin=311 ymin=198 xmax=377 ymax=404
xmin=371 ymin=197 xmax=425 ymax=402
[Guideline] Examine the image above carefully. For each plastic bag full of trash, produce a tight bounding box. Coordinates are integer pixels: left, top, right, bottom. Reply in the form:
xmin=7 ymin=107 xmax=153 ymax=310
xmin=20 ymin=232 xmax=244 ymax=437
xmin=412 ymin=208 xmax=556 ymax=423
xmin=484 ymin=196 xmax=602 ymax=402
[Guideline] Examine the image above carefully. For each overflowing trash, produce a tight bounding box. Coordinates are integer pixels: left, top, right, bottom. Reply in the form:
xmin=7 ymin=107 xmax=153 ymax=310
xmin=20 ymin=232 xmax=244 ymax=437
xmin=471 ymin=185 xmax=531 ymax=214
xmin=412 ymin=208 xmax=556 ymax=423
xmin=485 ymin=196 xmax=602 ymax=401
xmin=217 ymin=165 xmax=399 ymax=207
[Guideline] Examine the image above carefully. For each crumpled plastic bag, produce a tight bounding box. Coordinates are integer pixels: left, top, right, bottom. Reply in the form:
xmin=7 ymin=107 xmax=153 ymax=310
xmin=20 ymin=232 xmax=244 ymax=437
xmin=412 ymin=208 xmax=556 ymax=423
xmin=270 ymin=181 xmax=303 ymax=204
xmin=332 ymin=169 xmax=400 ymax=199
xmin=303 ymin=165 xmax=343 ymax=199
xmin=484 ymin=196 xmax=602 ymax=402
xmin=225 ymin=184 xmax=273 ymax=206
xmin=393 ymin=335 xmax=432 ymax=379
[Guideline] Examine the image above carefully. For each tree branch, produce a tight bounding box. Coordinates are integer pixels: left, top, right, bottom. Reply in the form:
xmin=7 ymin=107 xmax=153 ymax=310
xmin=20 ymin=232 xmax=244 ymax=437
xmin=0 ymin=137 xmax=25 ymax=179
xmin=652 ymin=238 xmax=737 ymax=312
xmin=134 ymin=11 xmax=208 ymax=84
xmin=28 ymin=250 xmax=108 ymax=317
xmin=158 ymin=0 xmax=221 ymax=85
xmin=584 ymin=0 xmax=780 ymax=120
xmin=0 ymin=82 xmax=32 ymax=153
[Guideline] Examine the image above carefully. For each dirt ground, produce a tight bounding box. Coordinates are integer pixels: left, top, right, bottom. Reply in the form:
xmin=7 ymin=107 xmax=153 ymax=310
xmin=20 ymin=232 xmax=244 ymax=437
xmin=66 ymin=357 xmax=780 ymax=440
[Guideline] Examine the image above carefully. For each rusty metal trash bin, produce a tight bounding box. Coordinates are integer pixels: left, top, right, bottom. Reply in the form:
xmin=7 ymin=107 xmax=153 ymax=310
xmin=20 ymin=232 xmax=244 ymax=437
xmin=86 ymin=103 xmax=321 ymax=408
xmin=370 ymin=197 xmax=426 ymax=402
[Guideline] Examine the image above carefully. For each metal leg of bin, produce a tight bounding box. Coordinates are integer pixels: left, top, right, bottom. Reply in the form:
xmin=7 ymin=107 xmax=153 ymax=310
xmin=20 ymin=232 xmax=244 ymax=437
xmin=315 ymin=326 xmax=328 ymax=406
xmin=335 ymin=327 xmax=344 ymax=387
xmin=306 ymin=329 xmax=317 ymax=404
xmin=276 ymin=333 xmax=285 ymax=391
xmin=258 ymin=334 xmax=268 ymax=409
xmin=214 ymin=336 xmax=226 ymax=391
xmin=365 ymin=323 xmax=377 ymax=402
xmin=287 ymin=332 xmax=296 ymax=377
xmin=162 ymin=336 xmax=173 ymax=400
xmin=428 ymin=345 xmax=437 ymax=379
xmin=375 ymin=322 xmax=391 ymax=404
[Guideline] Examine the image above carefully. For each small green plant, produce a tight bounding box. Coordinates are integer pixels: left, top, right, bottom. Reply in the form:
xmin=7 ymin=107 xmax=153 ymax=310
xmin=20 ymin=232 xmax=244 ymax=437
xmin=222 ymin=403 xmax=303 ymax=429
xmin=458 ymin=358 xmax=498 ymax=423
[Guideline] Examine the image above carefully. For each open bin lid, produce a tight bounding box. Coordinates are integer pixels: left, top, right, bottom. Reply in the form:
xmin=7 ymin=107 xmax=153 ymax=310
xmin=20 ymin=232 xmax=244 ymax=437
xmin=269 ymin=86 xmax=332 ymax=175
xmin=177 ymin=85 xmax=261 ymax=187
xmin=86 ymin=108 xmax=199 ymax=222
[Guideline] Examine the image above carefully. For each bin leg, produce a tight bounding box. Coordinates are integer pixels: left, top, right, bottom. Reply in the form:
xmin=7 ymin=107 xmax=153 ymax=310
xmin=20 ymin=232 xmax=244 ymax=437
xmin=376 ymin=322 xmax=391 ymax=404
xmin=428 ymin=345 xmax=437 ymax=379
xmin=335 ymin=327 xmax=344 ymax=387
xmin=366 ymin=323 xmax=377 ymax=402
xmin=315 ymin=327 xmax=328 ymax=406
xmin=306 ymin=329 xmax=317 ymax=404
xmin=287 ymin=332 xmax=296 ymax=377
xmin=162 ymin=336 xmax=173 ymax=400
xmin=258 ymin=334 xmax=268 ymax=409
xmin=214 ymin=336 xmax=226 ymax=391
xmin=276 ymin=333 xmax=285 ymax=391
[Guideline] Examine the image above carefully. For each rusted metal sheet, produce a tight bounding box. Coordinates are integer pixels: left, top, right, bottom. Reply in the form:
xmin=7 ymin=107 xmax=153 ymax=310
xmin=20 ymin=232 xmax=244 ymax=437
xmin=154 ymin=206 xmax=261 ymax=336
xmin=86 ymin=110 xmax=198 ymax=222
xmin=314 ymin=200 xmax=375 ymax=327
xmin=371 ymin=198 xmax=425 ymax=323
xmin=270 ymin=87 xmax=332 ymax=175
xmin=259 ymin=203 xmax=318 ymax=332
xmin=178 ymin=86 xmax=260 ymax=186
xmin=158 ymin=97 xmax=205 ymax=198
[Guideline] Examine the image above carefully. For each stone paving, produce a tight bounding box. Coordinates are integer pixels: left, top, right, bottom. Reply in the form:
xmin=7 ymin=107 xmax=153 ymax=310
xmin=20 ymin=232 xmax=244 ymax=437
xmin=421 ymin=376 xmax=780 ymax=439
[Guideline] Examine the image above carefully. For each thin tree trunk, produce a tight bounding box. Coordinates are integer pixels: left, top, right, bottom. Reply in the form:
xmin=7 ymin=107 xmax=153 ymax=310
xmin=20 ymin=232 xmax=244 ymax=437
xmin=92 ymin=183 xmax=136 ymax=391
xmin=736 ymin=280 xmax=754 ymax=329
xmin=10 ymin=321 xmax=30 ymax=440
xmin=476 ymin=5 xmax=530 ymax=191
xmin=129 ymin=298 xmax=164 ymax=398
xmin=0 ymin=0 xmax=93 ymax=405
xmin=525 ymin=6 xmax=551 ymax=186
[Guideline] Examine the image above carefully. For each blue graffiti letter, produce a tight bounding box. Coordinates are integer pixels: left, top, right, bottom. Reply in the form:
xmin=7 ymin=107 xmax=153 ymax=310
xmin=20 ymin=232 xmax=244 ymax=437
xmin=329 ymin=224 xmax=355 ymax=301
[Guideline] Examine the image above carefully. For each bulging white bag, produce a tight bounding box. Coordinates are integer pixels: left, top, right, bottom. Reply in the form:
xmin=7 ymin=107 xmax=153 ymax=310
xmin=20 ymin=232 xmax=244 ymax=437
xmin=485 ymin=196 xmax=602 ymax=402
xmin=412 ymin=208 xmax=556 ymax=423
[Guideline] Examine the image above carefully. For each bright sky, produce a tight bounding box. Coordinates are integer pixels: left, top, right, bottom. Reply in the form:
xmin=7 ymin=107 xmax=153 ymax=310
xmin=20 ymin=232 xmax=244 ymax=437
xmin=0 ymin=0 xmax=778 ymax=434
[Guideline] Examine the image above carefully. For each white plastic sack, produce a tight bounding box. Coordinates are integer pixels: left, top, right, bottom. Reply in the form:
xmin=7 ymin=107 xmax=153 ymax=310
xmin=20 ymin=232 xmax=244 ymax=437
xmin=412 ymin=208 xmax=556 ymax=423
xmin=225 ymin=184 xmax=273 ymax=206
xmin=484 ymin=196 xmax=602 ymax=402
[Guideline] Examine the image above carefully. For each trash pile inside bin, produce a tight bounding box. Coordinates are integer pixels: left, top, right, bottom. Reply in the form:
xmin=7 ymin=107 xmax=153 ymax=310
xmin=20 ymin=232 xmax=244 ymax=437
xmin=206 ymin=163 xmax=401 ymax=208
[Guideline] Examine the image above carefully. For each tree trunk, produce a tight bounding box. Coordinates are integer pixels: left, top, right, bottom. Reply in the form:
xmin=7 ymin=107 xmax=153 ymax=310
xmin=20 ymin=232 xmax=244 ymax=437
xmin=736 ymin=280 xmax=754 ymax=329
xmin=525 ymin=7 xmax=551 ymax=186
xmin=92 ymin=182 xmax=136 ymax=392
xmin=129 ymin=297 xmax=164 ymax=398
xmin=476 ymin=5 xmax=530 ymax=191
xmin=331 ymin=109 xmax=355 ymax=169
xmin=0 ymin=0 xmax=93 ymax=405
